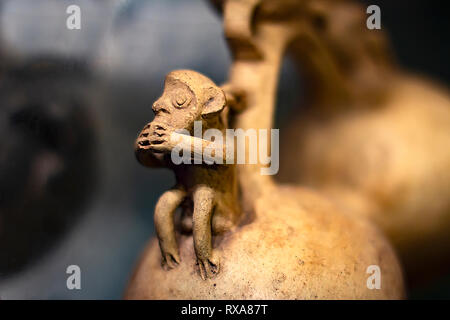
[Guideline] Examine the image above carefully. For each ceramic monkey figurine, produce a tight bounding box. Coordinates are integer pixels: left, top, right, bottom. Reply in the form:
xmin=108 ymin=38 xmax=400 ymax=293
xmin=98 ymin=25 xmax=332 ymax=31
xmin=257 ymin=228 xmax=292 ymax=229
xmin=135 ymin=70 xmax=243 ymax=279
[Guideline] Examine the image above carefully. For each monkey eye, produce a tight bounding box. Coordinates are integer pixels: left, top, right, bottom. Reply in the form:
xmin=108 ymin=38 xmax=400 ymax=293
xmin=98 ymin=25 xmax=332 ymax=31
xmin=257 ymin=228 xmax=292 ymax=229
xmin=172 ymin=92 xmax=191 ymax=108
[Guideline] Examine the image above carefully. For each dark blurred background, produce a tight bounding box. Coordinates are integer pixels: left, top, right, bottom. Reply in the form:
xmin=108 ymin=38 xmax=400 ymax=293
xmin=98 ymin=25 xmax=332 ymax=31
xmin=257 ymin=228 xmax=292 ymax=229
xmin=0 ymin=0 xmax=448 ymax=299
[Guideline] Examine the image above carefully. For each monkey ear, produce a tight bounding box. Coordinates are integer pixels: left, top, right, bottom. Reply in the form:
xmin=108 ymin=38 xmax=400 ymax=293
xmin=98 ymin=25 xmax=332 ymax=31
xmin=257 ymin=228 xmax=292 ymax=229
xmin=201 ymin=87 xmax=226 ymax=118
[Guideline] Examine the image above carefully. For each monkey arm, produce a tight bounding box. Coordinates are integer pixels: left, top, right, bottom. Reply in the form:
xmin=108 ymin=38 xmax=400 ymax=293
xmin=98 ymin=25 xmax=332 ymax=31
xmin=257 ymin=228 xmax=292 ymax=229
xmin=170 ymin=132 xmax=234 ymax=164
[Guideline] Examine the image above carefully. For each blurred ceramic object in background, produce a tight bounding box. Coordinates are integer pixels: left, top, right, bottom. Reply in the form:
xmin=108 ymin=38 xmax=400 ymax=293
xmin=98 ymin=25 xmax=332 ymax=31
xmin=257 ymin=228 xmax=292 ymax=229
xmin=276 ymin=0 xmax=450 ymax=287
xmin=0 ymin=57 xmax=98 ymax=275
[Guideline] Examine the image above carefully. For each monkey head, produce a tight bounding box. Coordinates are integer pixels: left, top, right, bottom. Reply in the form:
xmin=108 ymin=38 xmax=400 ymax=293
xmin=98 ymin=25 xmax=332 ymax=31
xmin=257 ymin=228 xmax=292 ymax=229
xmin=151 ymin=70 xmax=225 ymax=133
xmin=135 ymin=70 xmax=226 ymax=159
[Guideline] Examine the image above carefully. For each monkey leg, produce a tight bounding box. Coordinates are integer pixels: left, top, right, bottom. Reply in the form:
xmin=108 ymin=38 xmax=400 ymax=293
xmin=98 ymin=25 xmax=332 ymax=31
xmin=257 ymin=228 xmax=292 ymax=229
xmin=192 ymin=185 xmax=220 ymax=280
xmin=154 ymin=188 xmax=186 ymax=269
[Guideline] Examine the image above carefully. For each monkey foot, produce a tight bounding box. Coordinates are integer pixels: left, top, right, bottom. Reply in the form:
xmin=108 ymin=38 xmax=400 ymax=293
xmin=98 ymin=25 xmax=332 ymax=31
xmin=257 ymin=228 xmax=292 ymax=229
xmin=162 ymin=252 xmax=181 ymax=270
xmin=196 ymin=251 xmax=220 ymax=280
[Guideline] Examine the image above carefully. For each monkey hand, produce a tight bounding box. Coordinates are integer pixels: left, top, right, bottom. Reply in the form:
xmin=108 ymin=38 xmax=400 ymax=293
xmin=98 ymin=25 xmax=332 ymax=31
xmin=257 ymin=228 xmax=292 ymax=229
xmin=148 ymin=123 xmax=174 ymax=154
xmin=135 ymin=123 xmax=167 ymax=167
xmin=136 ymin=123 xmax=153 ymax=151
